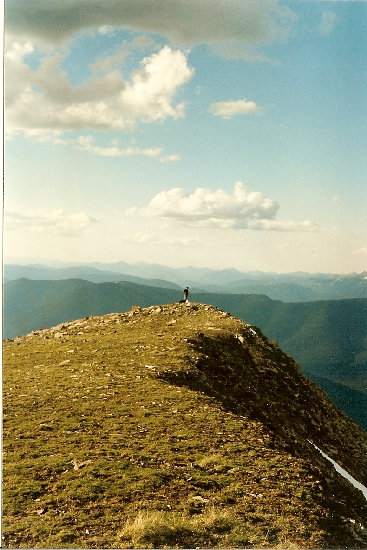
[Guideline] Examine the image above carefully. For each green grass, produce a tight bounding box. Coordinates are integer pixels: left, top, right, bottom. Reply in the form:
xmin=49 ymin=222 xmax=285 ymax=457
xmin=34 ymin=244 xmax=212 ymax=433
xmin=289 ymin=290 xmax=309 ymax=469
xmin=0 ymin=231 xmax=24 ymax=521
xmin=3 ymin=303 xmax=367 ymax=548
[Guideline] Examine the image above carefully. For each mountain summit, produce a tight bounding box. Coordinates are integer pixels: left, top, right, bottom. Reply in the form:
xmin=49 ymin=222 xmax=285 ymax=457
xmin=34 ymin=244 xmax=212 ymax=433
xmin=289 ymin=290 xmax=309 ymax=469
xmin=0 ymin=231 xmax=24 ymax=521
xmin=3 ymin=302 xmax=367 ymax=548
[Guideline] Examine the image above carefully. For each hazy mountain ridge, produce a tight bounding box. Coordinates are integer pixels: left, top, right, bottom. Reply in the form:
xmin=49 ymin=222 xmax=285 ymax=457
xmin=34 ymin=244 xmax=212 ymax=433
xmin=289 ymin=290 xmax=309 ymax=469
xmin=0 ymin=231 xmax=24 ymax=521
xmin=4 ymin=264 xmax=181 ymax=290
xmin=3 ymin=303 xmax=367 ymax=548
xmin=5 ymin=262 xmax=367 ymax=301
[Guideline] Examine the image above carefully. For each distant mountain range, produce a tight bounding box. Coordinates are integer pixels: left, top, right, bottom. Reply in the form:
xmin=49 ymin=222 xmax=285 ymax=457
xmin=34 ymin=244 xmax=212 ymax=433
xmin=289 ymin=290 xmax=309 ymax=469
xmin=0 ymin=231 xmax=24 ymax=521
xmin=4 ymin=264 xmax=181 ymax=290
xmin=4 ymin=262 xmax=367 ymax=302
xmin=4 ymin=276 xmax=367 ymax=430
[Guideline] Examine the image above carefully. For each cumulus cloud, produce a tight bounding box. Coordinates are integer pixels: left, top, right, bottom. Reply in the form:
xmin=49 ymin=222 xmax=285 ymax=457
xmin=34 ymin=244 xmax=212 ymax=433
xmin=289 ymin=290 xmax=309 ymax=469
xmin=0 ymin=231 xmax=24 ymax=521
xmin=6 ymin=1 xmax=296 ymax=50
xmin=5 ymin=45 xmax=194 ymax=134
xmin=210 ymin=99 xmax=262 ymax=119
xmin=128 ymin=181 xmax=318 ymax=231
xmin=5 ymin=208 xmax=97 ymax=237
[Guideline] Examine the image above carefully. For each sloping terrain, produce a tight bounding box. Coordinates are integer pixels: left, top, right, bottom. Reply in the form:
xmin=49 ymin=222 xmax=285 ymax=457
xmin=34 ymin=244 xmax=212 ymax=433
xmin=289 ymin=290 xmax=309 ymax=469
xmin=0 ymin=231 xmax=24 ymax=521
xmin=198 ymin=293 xmax=367 ymax=392
xmin=3 ymin=303 xmax=367 ymax=548
xmin=4 ymin=279 xmax=367 ymax=428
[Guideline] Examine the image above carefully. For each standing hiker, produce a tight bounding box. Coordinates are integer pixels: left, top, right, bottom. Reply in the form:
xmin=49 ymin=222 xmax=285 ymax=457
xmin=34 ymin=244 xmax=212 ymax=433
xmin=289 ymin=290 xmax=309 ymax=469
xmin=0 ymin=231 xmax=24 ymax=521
xmin=183 ymin=287 xmax=189 ymax=302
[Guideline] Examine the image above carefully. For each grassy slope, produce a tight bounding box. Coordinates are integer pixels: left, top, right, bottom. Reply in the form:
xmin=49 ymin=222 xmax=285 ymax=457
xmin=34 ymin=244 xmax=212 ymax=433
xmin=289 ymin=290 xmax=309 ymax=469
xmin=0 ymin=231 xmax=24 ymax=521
xmin=3 ymin=303 xmax=367 ymax=548
xmin=5 ymin=281 xmax=367 ymax=383
xmin=4 ymin=279 xmax=367 ymax=426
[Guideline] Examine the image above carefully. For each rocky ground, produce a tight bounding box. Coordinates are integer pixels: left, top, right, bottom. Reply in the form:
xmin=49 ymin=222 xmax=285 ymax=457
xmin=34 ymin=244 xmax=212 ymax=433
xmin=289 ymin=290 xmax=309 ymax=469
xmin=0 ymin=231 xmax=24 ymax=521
xmin=3 ymin=302 xmax=367 ymax=548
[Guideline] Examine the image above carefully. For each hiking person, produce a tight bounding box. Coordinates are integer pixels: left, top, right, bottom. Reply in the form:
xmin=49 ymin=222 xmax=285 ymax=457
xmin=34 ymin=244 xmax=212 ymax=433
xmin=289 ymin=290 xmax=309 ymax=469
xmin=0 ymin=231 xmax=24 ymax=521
xmin=183 ymin=287 xmax=189 ymax=302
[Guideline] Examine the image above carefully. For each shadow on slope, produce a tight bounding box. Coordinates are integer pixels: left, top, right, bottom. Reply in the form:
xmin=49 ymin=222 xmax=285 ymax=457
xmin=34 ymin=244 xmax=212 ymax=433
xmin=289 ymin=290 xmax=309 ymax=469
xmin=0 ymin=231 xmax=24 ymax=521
xmin=158 ymin=328 xmax=367 ymax=490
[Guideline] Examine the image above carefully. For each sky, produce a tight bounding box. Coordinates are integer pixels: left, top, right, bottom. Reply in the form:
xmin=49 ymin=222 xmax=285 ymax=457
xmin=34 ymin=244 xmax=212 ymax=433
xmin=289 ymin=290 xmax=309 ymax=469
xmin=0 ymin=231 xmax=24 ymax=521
xmin=3 ymin=0 xmax=367 ymax=273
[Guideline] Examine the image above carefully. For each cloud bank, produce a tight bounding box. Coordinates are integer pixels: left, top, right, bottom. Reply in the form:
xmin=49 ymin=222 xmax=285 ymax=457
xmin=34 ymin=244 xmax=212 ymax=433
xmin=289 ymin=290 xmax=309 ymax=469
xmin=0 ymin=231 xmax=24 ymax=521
xmin=5 ymin=1 xmax=293 ymax=138
xmin=5 ymin=209 xmax=97 ymax=237
xmin=6 ymin=0 xmax=296 ymax=49
xmin=128 ymin=181 xmax=318 ymax=231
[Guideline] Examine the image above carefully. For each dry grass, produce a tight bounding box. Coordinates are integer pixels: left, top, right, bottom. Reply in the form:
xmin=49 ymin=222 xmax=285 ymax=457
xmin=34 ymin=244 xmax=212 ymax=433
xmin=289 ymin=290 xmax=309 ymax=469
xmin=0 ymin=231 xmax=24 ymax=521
xmin=119 ymin=508 xmax=248 ymax=548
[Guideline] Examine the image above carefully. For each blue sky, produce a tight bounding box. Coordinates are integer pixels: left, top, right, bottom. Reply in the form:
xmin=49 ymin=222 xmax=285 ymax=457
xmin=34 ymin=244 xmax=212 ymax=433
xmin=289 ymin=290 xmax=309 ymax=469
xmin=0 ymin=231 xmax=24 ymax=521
xmin=4 ymin=1 xmax=367 ymax=273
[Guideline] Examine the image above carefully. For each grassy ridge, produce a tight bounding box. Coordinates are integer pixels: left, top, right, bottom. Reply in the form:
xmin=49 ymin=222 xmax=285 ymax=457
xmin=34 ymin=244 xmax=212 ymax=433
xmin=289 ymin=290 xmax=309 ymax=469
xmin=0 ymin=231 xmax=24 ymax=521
xmin=5 ymin=279 xmax=366 ymax=385
xmin=4 ymin=279 xmax=367 ymax=429
xmin=3 ymin=303 xmax=367 ymax=548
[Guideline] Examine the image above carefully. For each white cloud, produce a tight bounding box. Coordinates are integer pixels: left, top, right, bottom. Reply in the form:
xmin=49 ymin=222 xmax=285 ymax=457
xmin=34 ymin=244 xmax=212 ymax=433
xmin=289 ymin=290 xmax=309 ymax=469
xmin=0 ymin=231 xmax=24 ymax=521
xmin=128 ymin=181 xmax=318 ymax=231
xmin=73 ymin=135 xmax=163 ymax=159
xmin=78 ymin=140 xmax=181 ymax=162
xmin=159 ymin=154 xmax=181 ymax=163
xmin=123 ymin=232 xmax=199 ymax=247
xmin=6 ymin=128 xmax=67 ymax=145
xmin=352 ymin=247 xmax=367 ymax=257
xmin=210 ymin=99 xmax=261 ymax=119
xmin=5 ymin=129 xmax=181 ymax=162
xmin=145 ymin=182 xmax=279 ymax=225
xmin=247 ymin=219 xmax=318 ymax=231
xmin=5 ymin=1 xmax=296 ymax=50
xmin=319 ymin=11 xmax=337 ymax=36
xmin=5 ymin=208 xmax=97 ymax=237
xmin=5 ymin=45 xmax=194 ymax=134
xmin=120 ymin=46 xmax=193 ymax=122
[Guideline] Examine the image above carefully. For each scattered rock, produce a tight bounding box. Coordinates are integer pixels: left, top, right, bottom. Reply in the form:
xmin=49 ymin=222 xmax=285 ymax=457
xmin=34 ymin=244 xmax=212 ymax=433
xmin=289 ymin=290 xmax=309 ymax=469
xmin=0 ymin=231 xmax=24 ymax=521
xmin=71 ymin=459 xmax=92 ymax=470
